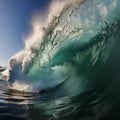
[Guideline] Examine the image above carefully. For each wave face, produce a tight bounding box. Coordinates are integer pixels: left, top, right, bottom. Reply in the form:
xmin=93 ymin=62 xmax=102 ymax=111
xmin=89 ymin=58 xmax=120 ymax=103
xmin=1 ymin=0 xmax=120 ymax=120
xmin=7 ymin=0 xmax=120 ymax=95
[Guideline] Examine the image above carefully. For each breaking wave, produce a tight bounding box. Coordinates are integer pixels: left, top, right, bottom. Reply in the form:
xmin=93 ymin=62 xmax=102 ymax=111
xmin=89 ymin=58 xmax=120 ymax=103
xmin=5 ymin=0 xmax=120 ymax=94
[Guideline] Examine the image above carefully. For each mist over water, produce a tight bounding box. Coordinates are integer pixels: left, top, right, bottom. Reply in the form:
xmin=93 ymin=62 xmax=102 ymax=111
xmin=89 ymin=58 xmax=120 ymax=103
xmin=1 ymin=0 xmax=120 ymax=120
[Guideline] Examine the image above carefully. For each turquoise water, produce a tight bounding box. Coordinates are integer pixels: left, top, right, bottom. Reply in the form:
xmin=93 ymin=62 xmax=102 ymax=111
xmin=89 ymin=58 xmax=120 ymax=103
xmin=1 ymin=0 xmax=120 ymax=120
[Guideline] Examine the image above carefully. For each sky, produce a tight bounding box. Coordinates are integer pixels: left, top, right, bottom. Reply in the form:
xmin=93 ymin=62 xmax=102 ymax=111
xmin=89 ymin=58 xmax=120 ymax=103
xmin=0 ymin=0 xmax=51 ymax=66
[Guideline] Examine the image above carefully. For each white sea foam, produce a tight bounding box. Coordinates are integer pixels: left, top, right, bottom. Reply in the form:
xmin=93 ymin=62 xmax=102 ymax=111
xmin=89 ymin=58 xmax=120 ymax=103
xmin=9 ymin=0 xmax=85 ymax=71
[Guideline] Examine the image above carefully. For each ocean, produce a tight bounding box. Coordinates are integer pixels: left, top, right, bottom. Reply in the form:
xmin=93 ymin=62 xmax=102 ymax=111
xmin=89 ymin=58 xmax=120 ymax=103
xmin=0 ymin=0 xmax=120 ymax=120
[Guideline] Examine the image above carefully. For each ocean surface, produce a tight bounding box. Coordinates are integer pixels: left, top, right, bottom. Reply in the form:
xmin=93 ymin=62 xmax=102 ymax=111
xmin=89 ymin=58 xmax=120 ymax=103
xmin=1 ymin=0 xmax=120 ymax=120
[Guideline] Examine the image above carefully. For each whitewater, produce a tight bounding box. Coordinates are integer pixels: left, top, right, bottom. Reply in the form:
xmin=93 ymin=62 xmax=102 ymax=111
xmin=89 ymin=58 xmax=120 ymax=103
xmin=1 ymin=0 xmax=120 ymax=119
